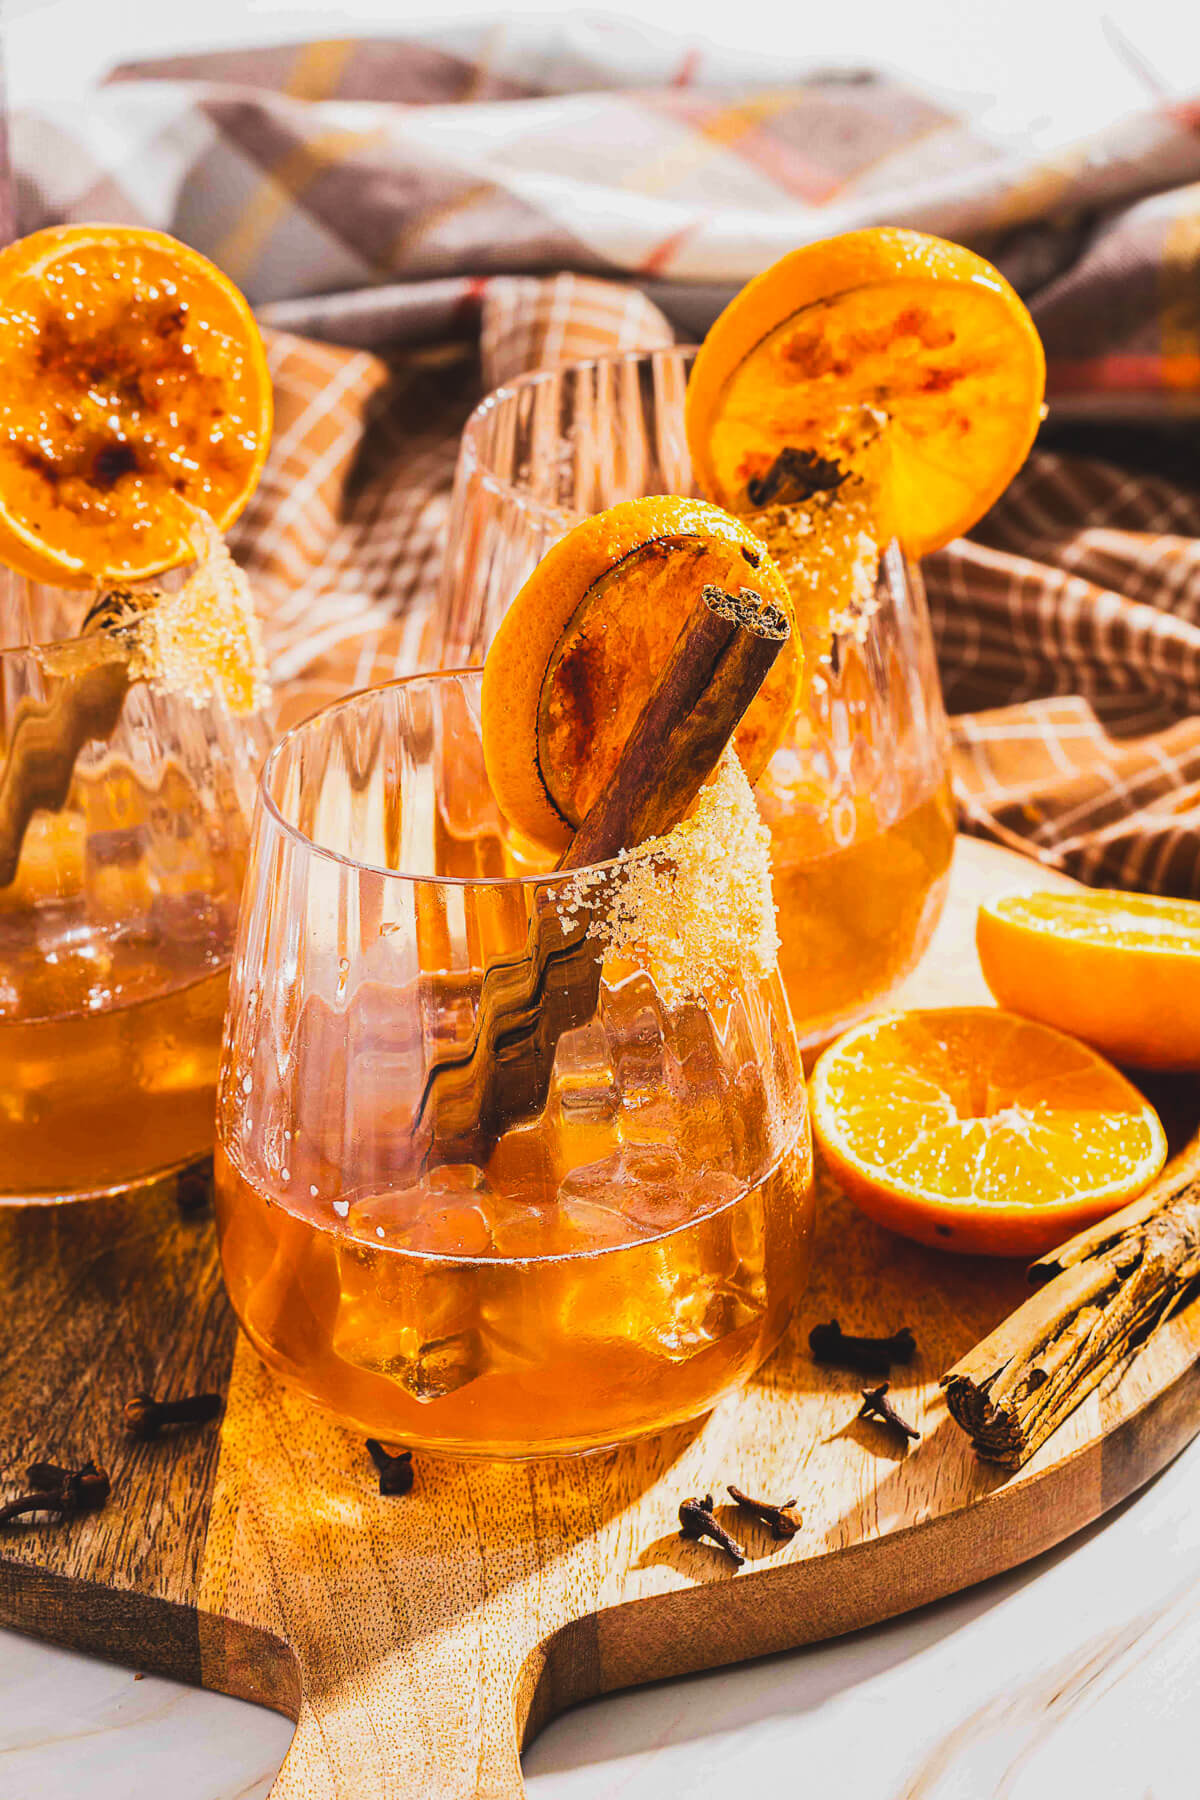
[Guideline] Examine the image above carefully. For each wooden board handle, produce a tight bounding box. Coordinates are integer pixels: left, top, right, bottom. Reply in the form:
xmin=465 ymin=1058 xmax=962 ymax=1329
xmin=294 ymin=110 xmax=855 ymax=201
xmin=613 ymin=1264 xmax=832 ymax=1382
xmin=199 ymin=1351 xmax=536 ymax=1800
xmin=268 ymin=1667 xmax=525 ymax=1798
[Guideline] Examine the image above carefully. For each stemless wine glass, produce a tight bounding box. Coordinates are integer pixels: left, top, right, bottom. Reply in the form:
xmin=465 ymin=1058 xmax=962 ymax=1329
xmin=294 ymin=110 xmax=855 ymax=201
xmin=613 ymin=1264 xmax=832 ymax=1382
xmin=435 ymin=348 xmax=955 ymax=1051
xmin=214 ymin=669 xmax=815 ymax=1459
xmin=0 ymin=573 xmax=270 ymax=1201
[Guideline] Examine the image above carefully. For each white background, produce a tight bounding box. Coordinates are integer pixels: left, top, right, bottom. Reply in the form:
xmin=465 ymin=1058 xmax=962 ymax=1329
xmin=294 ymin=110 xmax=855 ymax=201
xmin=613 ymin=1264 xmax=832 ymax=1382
xmin=5 ymin=0 xmax=1200 ymax=139
xmin=3 ymin=3 xmax=1200 ymax=1797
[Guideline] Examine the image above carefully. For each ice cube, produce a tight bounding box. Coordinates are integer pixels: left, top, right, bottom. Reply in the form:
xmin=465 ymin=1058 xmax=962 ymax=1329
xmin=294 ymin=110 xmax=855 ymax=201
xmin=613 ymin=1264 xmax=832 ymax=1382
xmin=553 ymin=1195 xmax=639 ymax=1252
xmin=346 ymin=1172 xmax=496 ymax=1258
xmin=428 ymin=1162 xmax=489 ymax=1194
xmin=545 ymin=1017 xmax=623 ymax=1172
xmin=660 ymin=1009 xmax=739 ymax=1170
xmin=648 ymin=1271 xmax=765 ymax=1361
xmin=487 ymin=1118 xmax=557 ymax=1202
xmin=618 ymin=1168 xmax=768 ymax=1363
xmin=558 ymin=1143 xmax=697 ymax=1237
xmin=557 ymin=1148 xmax=631 ymax=1203
xmin=628 ymin=1167 xmax=744 ymax=1236
xmin=484 ymin=1193 xmax=564 ymax=1260
xmin=332 ymin=1254 xmax=490 ymax=1401
xmin=487 ymin=1188 xmax=633 ymax=1258
xmin=386 ymin=1330 xmax=488 ymax=1402
xmin=332 ymin=1176 xmax=498 ymax=1400
xmin=552 ymin=1017 xmax=619 ymax=1117
xmin=601 ymin=975 xmax=667 ymax=1109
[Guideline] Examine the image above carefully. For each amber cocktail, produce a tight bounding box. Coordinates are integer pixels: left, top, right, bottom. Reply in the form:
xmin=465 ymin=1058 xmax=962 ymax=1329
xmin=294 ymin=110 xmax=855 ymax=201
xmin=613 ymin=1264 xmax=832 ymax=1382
xmin=214 ymin=670 xmax=814 ymax=1458
xmin=437 ymin=349 xmax=953 ymax=1050
xmin=0 ymin=570 xmax=269 ymax=1200
xmin=0 ymin=220 xmax=276 ymax=1200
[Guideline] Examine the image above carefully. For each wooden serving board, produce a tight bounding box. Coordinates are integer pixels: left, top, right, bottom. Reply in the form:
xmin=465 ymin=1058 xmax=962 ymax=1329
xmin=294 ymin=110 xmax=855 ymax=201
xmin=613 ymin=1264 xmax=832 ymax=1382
xmin=3 ymin=836 xmax=1200 ymax=1799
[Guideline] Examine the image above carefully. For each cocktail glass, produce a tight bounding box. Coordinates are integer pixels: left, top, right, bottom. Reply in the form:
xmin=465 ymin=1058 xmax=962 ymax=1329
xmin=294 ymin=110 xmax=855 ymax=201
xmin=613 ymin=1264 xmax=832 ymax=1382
xmin=0 ymin=572 xmax=270 ymax=1200
xmin=214 ymin=669 xmax=815 ymax=1458
xmin=435 ymin=347 xmax=954 ymax=1051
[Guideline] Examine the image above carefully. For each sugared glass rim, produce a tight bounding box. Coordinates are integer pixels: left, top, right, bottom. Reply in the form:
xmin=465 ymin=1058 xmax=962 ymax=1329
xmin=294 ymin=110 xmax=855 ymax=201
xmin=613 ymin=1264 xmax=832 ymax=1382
xmin=259 ymin=665 xmax=634 ymax=892
xmin=0 ymin=563 xmax=196 ymax=657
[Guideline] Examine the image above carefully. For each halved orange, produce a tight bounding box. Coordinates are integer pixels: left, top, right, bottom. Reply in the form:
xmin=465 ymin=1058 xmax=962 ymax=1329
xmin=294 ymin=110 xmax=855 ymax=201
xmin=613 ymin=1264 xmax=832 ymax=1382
xmin=811 ymin=1007 xmax=1166 ymax=1257
xmin=0 ymin=224 xmax=272 ymax=585
xmin=978 ymin=890 xmax=1200 ymax=1071
xmin=686 ymin=227 xmax=1046 ymax=557
xmin=481 ymin=496 xmax=802 ymax=853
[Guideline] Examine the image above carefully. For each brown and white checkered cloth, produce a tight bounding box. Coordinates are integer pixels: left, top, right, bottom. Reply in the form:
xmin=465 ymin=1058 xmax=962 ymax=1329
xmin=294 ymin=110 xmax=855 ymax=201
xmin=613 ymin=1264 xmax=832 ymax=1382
xmin=14 ymin=22 xmax=1200 ymax=893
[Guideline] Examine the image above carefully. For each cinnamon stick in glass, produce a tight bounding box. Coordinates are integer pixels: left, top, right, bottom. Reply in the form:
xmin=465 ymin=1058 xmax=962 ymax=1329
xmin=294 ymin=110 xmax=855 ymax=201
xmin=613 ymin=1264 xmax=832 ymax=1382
xmin=0 ymin=590 xmax=152 ymax=888
xmin=417 ymin=583 xmax=790 ymax=1160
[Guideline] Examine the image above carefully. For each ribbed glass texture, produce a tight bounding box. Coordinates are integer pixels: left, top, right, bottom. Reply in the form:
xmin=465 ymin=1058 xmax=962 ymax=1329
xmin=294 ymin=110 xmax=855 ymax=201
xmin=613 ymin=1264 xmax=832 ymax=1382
xmin=0 ymin=570 xmax=270 ymax=1199
xmin=435 ymin=348 xmax=954 ymax=1049
xmin=214 ymin=671 xmax=815 ymax=1457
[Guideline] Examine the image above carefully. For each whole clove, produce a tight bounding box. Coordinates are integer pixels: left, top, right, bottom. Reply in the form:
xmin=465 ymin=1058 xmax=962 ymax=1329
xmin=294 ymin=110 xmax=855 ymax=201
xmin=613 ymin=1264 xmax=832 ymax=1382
xmin=858 ymin=1382 xmax=920 ymax=1442
xmin=727 ymin=1484 xmax=801 ymax=1540
xmin=124 ymin=1391 xmax=223 ymax=1440
xmin=0 ymin=1459 xmax=110 ymax=1528
xmin=745 ymin=445 xmax=848 ymax=509
xmin=175 ymin=1161 xmax=213 ymax=1217
xmin=678 ymin=1494 xmax=745 ymax=1566
xmin=366 ymin=1439 xmax=414 ymax=1496
xmin=810 ymin=1319 xmax=917 ymax=1375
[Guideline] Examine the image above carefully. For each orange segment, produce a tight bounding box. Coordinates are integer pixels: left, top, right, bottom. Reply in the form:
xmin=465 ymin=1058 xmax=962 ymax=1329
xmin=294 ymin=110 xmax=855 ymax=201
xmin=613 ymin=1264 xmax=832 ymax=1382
xmin=0 ymin=224 xmax=272 ymax=585
xmin=978 ymin=890 xmax=1200 ymax=1071
xmin=686 ymin=227 xmax=1045 ymax=558
xmin=811 ymin=1007 xmax=1166 ymax=1257
xmin=481 ymin=496 xmax=802 ymax=853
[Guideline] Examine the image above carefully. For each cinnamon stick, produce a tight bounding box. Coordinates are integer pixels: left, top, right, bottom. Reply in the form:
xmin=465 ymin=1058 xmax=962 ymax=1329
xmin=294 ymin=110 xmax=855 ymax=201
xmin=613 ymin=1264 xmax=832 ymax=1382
xmin=942 ymin=1129 xmax=1200 ymax=1468
xmin=0 ymin=588 xmax=151 ymax=887
xmin=416 ymin=584 xmax=790 ymax=1160
xmin=564 ymin=584 xmax=789 ymax=871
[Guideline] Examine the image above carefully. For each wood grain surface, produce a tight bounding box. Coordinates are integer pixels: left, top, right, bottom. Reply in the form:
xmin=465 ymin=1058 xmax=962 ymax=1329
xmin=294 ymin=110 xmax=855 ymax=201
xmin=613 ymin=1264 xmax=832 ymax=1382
xmin=2 ymin=836 xmax=1199 ymax=1800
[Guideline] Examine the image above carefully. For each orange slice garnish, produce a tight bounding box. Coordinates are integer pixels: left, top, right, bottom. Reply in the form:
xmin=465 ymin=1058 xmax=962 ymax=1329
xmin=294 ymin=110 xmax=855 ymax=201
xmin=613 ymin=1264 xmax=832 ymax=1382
xmin=811 ymin=1007 xmax=1166 ymax=1257
xmin=978 ymin=890 xmax=1200 ymax=1072
xmin=685 ymin=227 xmax=1045 ymax=558
xmin=0 ymin=224 xmax=272 ymax=586
xmin=481 ymin=496 xmax=801 ymax=854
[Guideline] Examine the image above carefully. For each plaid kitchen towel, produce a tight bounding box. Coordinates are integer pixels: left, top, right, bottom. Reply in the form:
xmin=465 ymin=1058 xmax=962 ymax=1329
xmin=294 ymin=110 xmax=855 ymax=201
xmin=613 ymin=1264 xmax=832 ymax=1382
xmin=13 ymin=18 xmax=1200 ymax=893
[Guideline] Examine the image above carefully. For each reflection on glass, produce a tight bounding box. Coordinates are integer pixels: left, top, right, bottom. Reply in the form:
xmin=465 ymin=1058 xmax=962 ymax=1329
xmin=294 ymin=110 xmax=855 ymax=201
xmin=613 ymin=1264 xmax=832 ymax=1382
xmin=436 ymin=348 xmax=954 ymax=1049
xmin=215 ymin=671 xmax=815 ymax=1458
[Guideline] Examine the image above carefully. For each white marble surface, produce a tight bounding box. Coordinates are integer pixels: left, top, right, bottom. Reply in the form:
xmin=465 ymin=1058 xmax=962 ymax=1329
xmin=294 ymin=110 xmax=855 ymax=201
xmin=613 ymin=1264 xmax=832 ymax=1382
xmin=2 ymin=1434 xmax=1198 ymax=1798
xmin=4 ymin=2 xmax=1200 ymax=1795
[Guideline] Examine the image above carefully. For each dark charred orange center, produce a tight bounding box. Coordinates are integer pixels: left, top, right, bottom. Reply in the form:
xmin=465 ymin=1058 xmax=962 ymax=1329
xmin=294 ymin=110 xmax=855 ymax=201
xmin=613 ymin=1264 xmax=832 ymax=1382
xmin=536 ymin=533 xmax=779 ymax=828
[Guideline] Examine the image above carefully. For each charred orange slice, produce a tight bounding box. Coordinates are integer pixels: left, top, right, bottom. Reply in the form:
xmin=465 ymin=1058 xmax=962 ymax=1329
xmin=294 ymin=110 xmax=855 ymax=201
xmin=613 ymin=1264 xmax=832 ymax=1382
xmin=811 ymin=1007 xmax=1166 ymax=1258
xmin=0 ymin=224 xmax=272 ymax=585
xmin=481 ymin=496 xmax=801 ymax=853
xmin=686 ymin=228 xmax=1045 ymax=558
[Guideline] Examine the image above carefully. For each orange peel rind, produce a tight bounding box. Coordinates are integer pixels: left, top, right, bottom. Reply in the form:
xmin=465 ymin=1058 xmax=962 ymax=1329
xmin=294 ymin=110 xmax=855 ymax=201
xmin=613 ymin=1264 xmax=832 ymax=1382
xmin=0 ymin=223 xmax=272 ymax=586
xmin=811 ymin=1005 xmax=1167 ymax=1258
xmin=481 ymin=496 xmax=801 ymax=854
xmin=978 ymin=889 xmax=1200 ymax=1072
xmin=686 ymin=227 xmax=1045 ymax=558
